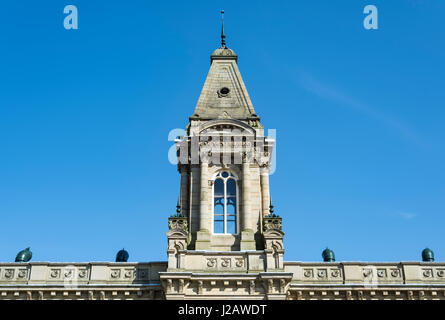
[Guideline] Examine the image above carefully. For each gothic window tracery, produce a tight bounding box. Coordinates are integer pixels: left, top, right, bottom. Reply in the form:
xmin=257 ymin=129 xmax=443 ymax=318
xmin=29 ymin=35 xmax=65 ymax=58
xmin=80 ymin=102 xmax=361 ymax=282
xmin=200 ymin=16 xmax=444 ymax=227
xmin=213 ymin=171 xmax=237 ymax=234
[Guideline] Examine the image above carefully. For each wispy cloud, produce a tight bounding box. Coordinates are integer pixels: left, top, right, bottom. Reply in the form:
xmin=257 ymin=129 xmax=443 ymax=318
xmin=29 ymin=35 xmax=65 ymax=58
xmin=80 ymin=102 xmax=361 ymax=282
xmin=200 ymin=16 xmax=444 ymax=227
xmin=296 ymin=72 xmax=425 ymax=147
xmin=398 ymin=212 xmax=417 ymax=220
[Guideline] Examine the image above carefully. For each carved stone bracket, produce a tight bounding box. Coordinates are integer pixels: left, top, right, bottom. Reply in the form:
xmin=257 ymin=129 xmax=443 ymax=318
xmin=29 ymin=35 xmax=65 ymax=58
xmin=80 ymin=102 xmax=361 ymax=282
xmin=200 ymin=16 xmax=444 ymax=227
xmin=168 ymin=216 xmax=188 ymax=232
xmin=263 ymin=216 xmax=282 ymax=232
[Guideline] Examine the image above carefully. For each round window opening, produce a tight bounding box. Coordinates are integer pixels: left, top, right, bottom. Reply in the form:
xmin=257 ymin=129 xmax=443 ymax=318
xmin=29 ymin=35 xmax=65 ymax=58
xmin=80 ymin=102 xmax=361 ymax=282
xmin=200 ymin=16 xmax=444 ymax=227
xmin=220 ymin=87 xmax=230 ymax=95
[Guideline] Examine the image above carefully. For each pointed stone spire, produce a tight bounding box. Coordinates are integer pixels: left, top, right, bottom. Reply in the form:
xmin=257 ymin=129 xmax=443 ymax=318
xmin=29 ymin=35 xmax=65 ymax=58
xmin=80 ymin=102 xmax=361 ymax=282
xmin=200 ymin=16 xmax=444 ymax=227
xmin=221 ymin=10 xmax=227 ymax=48
xmin=189 ymin=10 xmax=261 ymax=121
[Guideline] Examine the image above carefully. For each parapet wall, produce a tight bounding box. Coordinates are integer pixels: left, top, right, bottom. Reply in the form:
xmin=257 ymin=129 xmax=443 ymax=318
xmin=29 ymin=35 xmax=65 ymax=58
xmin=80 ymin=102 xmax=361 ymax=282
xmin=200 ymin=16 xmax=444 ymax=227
xmin=284 ymin=261 xmax=445 ymax=285
xmin=1 ymin=261 xmax=444 ymax=300
xmin=0 ymin=262 xmax=167 ymax=300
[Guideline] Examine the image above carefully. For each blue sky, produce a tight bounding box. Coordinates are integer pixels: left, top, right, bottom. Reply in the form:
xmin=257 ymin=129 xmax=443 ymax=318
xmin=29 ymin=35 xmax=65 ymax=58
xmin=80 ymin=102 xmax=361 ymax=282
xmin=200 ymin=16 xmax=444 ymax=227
xmin=0 ymin=0 xmax=444 ymax=263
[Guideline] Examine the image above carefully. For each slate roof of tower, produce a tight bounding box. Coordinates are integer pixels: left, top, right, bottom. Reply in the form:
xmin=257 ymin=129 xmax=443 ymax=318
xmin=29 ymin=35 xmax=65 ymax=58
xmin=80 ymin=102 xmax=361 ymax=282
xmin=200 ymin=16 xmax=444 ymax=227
xmin=190 ymin=47 xmax=258 ymax=120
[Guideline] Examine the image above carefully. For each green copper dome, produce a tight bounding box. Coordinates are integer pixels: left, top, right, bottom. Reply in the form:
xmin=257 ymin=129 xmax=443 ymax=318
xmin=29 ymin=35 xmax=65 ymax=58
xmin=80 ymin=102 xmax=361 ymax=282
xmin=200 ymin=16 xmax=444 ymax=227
xmin=116 ymin=248 xmax=129 ymax=262
xmin=422 ymin=248 xmax=434 ymax=262
xmin=15 ymin=247 xmax=32 ymax=262
xmin=322 ymin=248 xmax=335 ymax=262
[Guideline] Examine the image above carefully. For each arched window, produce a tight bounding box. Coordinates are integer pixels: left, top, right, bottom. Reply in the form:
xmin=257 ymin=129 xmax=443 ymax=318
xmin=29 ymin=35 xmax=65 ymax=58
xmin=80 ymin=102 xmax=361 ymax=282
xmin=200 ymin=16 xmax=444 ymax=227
xmin=213 ymin=171 xmax=237 ymax=234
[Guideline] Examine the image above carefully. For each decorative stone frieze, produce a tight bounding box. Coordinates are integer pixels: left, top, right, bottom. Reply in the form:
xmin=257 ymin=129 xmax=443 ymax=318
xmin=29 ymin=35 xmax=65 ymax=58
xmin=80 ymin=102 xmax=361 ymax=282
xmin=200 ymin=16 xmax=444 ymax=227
xmin=287 ymin=288 xmax=445 ymax=300
xmin=263 ymin=215 xmax=282 ymax=232
xmin=168 ymin=215 xmax=188 ymax=232
xmin=0 ymin=266 xmax=29 ymax=283
xmin=158 ymin=272 xmax=292 ymax=300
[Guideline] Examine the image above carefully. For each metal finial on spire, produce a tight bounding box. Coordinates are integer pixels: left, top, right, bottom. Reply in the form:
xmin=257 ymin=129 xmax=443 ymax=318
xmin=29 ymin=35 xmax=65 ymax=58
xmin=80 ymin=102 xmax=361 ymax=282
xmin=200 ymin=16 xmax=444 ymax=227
xmin=176 ymin=197 xmax=181 ymax=214
xmin=220 ymin=10 xmax=226 ymax=48
xmin=269 ymin=198 xmax=274 ymax=214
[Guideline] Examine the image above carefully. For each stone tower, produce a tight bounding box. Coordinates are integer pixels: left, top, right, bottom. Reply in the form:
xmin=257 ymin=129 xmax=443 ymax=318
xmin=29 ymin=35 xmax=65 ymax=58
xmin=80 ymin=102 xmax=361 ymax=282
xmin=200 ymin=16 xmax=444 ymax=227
xmin=176 ymin=26 xmax=275 ymax=251
xmin=178 ymin=48 xmax=275 ymax=252
xmin=161 ymin=14 xmax=290 ymax=299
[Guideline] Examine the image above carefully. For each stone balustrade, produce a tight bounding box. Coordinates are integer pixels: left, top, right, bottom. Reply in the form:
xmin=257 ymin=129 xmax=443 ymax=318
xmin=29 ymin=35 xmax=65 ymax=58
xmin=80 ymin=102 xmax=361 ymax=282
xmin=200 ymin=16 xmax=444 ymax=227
xmin=2 ymin=260 xmax=445 ymax=300
xmin=284 ymin=261 xmax=445 ymax=285
xmin=0 ymin=262 xmax=167 ymax=285
xmin=2 ymin=261 xmax=444 ymax=287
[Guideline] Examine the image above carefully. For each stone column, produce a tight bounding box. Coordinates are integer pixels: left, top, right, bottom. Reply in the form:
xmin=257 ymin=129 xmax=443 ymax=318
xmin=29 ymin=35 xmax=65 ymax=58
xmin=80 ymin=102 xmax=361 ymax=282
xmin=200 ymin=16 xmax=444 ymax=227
xmin=179 ymin=166 xmax=189 ymax=217
xmin=260 ymin=166 xmax=270 ymax=217
xmin=190 ymin=166 xmax=200 ymax=232
xmin=240 ymin=160 xmax=256 ymax=250
xmin=242 ymin=161 xmax=251 ymax=230
xmin=195 ymin=161 xmax=211 ymax=250
xmin=199 ymin=161 xmax=209 ymax=231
